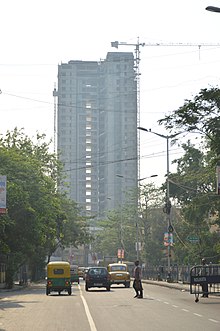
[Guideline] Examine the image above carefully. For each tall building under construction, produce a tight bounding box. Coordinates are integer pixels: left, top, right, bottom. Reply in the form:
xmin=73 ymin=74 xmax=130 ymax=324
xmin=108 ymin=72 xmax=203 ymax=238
xmin=56 ymin=52 xmax=137 ymax=218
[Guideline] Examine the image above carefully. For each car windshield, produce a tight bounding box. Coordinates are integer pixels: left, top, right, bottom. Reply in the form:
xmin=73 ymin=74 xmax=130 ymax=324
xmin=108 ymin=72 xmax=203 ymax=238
xmin=89 ymin=268 xmax=107 ymax=275
xmin=111 ymin=265 xmax=126 ymax=271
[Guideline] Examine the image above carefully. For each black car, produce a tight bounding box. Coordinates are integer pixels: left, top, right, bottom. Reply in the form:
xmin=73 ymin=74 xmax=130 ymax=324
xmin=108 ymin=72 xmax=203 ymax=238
xmin=85 ymin=267 xmax=111 ymax=291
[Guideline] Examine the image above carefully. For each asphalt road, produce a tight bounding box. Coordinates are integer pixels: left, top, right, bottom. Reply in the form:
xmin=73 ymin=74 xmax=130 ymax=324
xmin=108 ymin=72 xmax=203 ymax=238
xmin=0 ymin=280 xmax=220 ymax=331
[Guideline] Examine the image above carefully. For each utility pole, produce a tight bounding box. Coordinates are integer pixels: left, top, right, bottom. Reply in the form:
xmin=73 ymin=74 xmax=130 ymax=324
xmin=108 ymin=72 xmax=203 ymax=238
xmin=138 ymin=127 xmax=181 ymax=281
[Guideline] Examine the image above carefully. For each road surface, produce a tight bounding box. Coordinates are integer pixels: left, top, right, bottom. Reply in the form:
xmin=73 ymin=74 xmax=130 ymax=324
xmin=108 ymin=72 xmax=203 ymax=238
xmin=0 ymin=280 xmax=219 ymax=330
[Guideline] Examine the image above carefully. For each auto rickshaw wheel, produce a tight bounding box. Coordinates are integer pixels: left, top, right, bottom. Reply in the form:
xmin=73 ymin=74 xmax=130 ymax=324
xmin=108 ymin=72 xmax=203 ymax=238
xmin=68 ymin=288 xmax=71 ymax=295
xmin=46 ymin=288 xmax=50 ymax=296
xmin=85 ymin=284 xmax=89 ymax=291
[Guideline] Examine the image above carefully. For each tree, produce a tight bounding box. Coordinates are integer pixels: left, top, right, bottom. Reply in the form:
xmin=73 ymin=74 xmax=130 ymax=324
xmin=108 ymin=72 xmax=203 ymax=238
xmin=158 ymin=87 xmax=220 ymax=263
xmin=158 ymin=86 xmax=220 ymax=162
xmin=0 ymin=128 xmax=90 ymax=287
xmin=138 ymin=183 xmax=166 ymax=265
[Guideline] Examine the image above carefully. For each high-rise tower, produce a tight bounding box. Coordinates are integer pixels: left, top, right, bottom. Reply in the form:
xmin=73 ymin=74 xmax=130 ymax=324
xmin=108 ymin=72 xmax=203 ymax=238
xmin=57 ymin=52 xmax=137 ymax=218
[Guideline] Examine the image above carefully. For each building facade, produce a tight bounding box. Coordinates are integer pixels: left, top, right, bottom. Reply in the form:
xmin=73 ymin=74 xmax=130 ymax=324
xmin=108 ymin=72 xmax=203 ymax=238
xmin=57 ymin=52 xmax=137 ymax=218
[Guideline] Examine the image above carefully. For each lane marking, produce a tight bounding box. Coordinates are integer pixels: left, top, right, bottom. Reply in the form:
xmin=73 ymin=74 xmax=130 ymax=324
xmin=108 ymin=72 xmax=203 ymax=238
xmin=79 ymin=285 xmax=97 ymax=331
xmin=182 ymin=309 xmax=189 ymax=312
xmin=193 ymin=313 xmax=202 ymax=317
xmin=164 ymin=301 xmax=169 ymax=304
xmin=208 ymin=319 xmax=219 ymax=324
xmin=172 ymin=305 xmax=178 ymax=308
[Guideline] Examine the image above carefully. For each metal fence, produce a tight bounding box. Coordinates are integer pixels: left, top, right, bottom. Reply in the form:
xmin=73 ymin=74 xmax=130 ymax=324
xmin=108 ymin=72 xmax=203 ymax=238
xmin=142 ymin=264 xmax=192 ymax=283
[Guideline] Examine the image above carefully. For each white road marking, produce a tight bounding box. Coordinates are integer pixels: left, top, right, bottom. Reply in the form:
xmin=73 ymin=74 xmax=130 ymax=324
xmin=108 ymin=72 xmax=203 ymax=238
xmin=208 ymin=319 xmax=219 ymax=324
xmin=79 ymin=285 xmax=97 ymax=331
xmin=151 ymin=295 xmax=219 ymax=325
xmin=193 ymin=313 xmax=202 ymax=317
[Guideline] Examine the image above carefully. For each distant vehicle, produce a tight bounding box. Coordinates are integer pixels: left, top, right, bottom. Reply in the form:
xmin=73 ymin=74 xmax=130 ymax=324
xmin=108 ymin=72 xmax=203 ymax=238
xmin=46 ymin=261 xmax=71 ymax=295
xmin=85 ymin=267 xmax=111 ymax=291
xmin=83 ymin=267 xmax=90 ymax=280
xmin=107 ymin=263 xmax=130 ymax=288
xmin=70 ymin=265 xmax=79 ymax=284
xmin=78 ymin=267 xmax=85 ymax=278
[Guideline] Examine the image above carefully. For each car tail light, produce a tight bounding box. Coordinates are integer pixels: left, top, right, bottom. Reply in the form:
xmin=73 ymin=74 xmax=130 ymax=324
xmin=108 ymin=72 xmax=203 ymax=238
xmin=47 ymin=280 xmax=52 ymax=286
xmin=86 ymin=275 xmax=90 ymax=281
xmin=107 ymin=274 xmax=111 ymax=281
xmin=65 ymin=280 xmax=69 ymax=285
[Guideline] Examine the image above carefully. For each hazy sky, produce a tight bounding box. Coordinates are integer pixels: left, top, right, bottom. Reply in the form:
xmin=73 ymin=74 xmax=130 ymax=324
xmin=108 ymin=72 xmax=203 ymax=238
xmin=0 ymin=0 xmax=220 ymax=186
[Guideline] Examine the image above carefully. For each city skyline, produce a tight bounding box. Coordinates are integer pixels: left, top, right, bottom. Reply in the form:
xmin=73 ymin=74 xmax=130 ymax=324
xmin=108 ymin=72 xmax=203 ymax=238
xmin=0 ymin=0 xmax=220 ymax=187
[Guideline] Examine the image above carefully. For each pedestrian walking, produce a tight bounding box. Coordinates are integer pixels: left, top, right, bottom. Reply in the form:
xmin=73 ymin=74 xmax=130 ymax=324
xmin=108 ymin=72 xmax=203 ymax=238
xmin=133 ymin=260 xmax=143 ymax=298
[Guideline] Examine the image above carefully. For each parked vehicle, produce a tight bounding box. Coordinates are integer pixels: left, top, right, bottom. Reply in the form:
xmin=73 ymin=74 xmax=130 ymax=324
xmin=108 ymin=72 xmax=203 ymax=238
xmin=85 ymin=267 xmax=111 ymax=291
xmin=70 ymin=265 xmax=79 ymax=284
xmin=107 ymin=263 xmax=130 ymax=288
xmin=46 ymin=261 xmax=71 ymax=295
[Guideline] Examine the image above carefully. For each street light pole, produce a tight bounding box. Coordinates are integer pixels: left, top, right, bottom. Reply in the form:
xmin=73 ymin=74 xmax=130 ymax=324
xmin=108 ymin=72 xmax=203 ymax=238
xmin=138 ymin=127 xmax=181 ymax=281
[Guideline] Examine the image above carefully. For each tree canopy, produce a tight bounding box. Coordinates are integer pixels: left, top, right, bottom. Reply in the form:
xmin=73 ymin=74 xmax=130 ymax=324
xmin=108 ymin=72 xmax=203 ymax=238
xmin=0 ymin=128 xmax=90 ymax=287
xmin=158 ymin=86 xmax=220 ymax=264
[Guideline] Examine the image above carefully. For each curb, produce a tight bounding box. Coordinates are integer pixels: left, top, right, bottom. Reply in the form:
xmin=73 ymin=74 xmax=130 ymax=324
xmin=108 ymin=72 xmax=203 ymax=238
xmin=142 ymin=279 xmax=190 ymax=292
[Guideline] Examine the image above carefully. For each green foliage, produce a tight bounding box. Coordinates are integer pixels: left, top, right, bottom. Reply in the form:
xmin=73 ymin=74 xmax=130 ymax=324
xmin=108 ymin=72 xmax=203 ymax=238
xmin=158 ymin=87 xmax=220 ymax=264
xmin=0 ymin=128 xmax=90 ymax=287
xmin=92 ymin=183 xmax=167 ymax=265
xmin=158 ymin=86 xmax=220 ymax=160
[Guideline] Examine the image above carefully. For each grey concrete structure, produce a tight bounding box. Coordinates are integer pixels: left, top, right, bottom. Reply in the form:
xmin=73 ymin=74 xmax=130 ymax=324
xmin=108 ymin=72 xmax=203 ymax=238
xmin=57 ymin=52 xmax=137 ymax=218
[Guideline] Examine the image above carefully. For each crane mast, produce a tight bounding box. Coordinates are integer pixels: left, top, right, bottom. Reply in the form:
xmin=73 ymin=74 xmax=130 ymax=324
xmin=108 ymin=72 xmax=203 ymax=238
xmin=111 ymin=38 xmax=145 ymax=185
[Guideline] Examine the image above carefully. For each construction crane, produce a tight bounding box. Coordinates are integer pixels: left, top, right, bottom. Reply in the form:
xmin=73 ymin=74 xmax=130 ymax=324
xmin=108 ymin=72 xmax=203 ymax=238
xmin=53 ymin=84 xmax=58 ymax=154
xmin=111 ymin=38 xmax=220 ymax=182
xmin=111 ymin=38 xmax=145 ymax=183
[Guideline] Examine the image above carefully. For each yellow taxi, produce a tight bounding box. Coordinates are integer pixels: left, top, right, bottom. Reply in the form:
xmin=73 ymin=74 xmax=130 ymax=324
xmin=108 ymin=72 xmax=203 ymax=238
xmin=107 ymin=263 xmax=130 ymax=288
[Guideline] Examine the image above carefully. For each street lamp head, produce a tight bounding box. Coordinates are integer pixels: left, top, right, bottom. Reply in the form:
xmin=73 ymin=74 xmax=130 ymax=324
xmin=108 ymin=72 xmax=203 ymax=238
xmin=138 ymin=174 xmax=158 ymax=182
xmin=206 ymin=6 xmax=220 ymax=13
xmin=111 ymin=41 xmax=119 ymax=48
xmin=137 ymin=126 xmax=150 ymax=132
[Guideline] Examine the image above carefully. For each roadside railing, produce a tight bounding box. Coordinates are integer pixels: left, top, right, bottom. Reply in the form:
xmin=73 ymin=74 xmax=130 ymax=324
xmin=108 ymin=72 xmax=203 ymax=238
xmin=142 ymin=264 xmax=192 ymax=283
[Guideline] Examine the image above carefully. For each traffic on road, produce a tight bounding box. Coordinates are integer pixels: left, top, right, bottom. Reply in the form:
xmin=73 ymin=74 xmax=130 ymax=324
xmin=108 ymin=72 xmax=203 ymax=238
xmin=0 ymin=276 xmax=220 ymax=331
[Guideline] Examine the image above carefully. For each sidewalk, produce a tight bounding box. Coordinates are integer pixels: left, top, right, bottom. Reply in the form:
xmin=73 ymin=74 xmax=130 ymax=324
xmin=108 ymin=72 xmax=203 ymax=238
xmin=0 ymin=282 xmax=30 ymax=293
xmin=142 ymin=279 xmax=190 ymax=292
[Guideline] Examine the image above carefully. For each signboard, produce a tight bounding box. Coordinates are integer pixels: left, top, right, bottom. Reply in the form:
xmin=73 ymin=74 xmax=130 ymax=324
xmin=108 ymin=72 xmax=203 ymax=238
xmin=187 ymin=235 xmax=199 ymax=243
xmin=164 ymin=232 xmax=173 ymax=246
xmin=0 ymin=176 xmax=6 ymax=213
xmin=117 ymin=249 xmax=124 ymax=259
xmin=135 ymin=242 xmax=141 ymax=251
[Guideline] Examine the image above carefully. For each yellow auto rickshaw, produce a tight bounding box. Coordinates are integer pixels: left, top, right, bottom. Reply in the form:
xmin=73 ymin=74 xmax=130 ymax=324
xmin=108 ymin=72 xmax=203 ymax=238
xmin=46 ymin=261 xmax=72 ymax=295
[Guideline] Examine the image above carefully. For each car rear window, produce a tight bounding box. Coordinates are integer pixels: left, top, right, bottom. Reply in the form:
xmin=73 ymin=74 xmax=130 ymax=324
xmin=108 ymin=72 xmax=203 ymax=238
xmin=89 ymin=268 xmax=107 ymax=275
xmin=111 ymin=266 xmax=126 ymax=271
